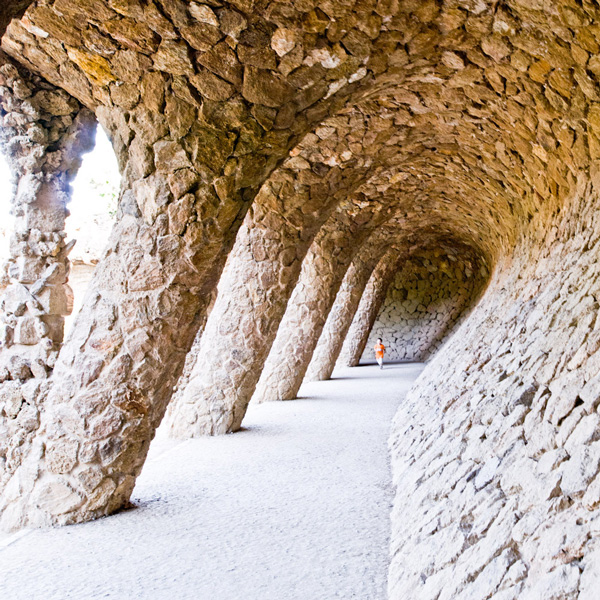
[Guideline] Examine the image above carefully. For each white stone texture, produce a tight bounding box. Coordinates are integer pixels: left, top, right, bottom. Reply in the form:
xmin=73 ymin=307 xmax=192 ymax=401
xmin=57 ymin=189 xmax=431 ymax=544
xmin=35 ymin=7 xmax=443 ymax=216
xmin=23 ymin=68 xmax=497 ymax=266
xmin=388 ymin=177 xmax=600 ymax=599
xmin=252 ymin=200 xmax=391 ymax=404
xmin=337 ymin=251 xmax=404 ymax=369
xmin=0 ymin=53 xmax=94 ymax=379
xmin=0 ymin=53 xmax=95 ymax=522
xmin=304 ymin=242 xmax=387 ymax=382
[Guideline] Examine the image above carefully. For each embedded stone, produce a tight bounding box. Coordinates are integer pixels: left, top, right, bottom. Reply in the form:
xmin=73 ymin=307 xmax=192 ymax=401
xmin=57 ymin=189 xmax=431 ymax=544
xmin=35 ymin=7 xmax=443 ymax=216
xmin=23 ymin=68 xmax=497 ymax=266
xmin=153 ymin=41 xmax=194 ymax=76
xmin=242 ymin=66 xmax=293 ymax=108
xmin=45 ymin=438 xmax=78 ymax=474
xmin=33 ymin=480 xmax=83 ymax=516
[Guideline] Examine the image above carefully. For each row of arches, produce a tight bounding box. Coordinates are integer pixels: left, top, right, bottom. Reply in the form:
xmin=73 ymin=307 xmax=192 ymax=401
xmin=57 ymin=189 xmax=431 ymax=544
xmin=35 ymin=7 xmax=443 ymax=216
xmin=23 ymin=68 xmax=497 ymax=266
xmin=2 ymin=1 xmax=600 ymax=597
xmin=0 ymin=30 xmax=497 ymax=528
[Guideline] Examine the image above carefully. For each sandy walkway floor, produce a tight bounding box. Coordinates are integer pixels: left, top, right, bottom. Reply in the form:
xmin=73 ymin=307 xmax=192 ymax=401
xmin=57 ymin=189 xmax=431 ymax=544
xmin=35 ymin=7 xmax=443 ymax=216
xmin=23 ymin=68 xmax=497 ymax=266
xmin=0 ymin=362 xmax=423 ymax=600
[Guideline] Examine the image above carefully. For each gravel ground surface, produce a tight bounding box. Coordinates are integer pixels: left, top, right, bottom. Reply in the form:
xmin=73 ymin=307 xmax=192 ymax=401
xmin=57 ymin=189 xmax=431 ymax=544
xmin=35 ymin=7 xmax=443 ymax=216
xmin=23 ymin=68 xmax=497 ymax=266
xmin=0 ymin=362 xmax=423 ymax=600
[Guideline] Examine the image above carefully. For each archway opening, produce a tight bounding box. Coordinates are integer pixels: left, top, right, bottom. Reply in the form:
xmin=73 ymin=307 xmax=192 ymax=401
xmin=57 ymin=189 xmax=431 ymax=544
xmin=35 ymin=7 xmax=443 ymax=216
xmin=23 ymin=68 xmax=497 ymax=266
xmin=361 ymin=245 xmax=489 ymax=364
xmin=63 ymin=126 xmax=120 ymax=335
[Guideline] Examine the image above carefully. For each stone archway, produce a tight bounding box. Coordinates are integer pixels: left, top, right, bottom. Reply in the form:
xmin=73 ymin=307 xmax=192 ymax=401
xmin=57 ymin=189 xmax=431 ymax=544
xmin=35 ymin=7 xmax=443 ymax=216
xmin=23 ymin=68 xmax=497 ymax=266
xmin=1 ymin=3 xmax=600 ymax=597
xmin=0 ymin=0 xmax=394 ymax=527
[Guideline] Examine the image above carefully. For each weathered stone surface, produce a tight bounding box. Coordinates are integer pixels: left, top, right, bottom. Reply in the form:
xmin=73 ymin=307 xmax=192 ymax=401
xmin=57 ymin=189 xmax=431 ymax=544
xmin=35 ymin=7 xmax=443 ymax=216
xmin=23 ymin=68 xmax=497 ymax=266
xmin=305 ymin=244 xmax=386 ymax=383
xmin=0 ymin=53 xmax=94 ymax=508
xmin=1 ymin=6 xmax=600 ymax=599
xmin=337 ymin=249 xmax=405 ymax=369
xmin=253 ymin=201 xmax=393 ymax=404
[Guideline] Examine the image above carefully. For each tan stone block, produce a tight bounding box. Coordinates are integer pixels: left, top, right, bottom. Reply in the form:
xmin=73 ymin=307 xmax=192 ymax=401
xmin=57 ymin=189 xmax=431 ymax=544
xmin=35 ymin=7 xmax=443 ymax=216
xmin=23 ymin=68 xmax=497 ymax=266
xmin=13 ymin=317 xmax=40 ymax=345
xmin=86 ymin=478 xmax=117 ymax=512
xmin=37 ymin=284 xmax=70 ymax=316
xmin=153 ymin=40 xmax=194 ymax=76
xmin=242 ymin=66 xmax=293 ymax=108
xmin=45 ymin=438 xmax=79 ymax=474
xmin=33 ymin=479 xmax=83 ymax=516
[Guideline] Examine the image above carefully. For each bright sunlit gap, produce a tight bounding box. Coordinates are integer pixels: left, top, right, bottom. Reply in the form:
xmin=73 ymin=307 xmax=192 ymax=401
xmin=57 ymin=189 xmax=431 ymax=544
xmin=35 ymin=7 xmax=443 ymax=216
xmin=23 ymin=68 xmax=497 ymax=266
xmin=67 ymin=125 xmax=120 ymax=264
xmin=0 ymin=125 xmax=121 ymax=334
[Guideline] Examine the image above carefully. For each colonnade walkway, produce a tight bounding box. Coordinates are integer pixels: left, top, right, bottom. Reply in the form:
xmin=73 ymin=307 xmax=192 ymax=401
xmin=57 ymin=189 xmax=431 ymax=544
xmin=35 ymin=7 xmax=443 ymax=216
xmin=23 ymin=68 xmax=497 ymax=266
xmin=0 ymin=362 xmax=424 ymax=600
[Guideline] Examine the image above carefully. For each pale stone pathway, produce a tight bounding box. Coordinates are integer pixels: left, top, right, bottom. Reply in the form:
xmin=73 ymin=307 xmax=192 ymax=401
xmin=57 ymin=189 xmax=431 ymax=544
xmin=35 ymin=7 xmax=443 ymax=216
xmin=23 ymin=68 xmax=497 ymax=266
xmin=0 ymin=363 xmax=423 ymax=600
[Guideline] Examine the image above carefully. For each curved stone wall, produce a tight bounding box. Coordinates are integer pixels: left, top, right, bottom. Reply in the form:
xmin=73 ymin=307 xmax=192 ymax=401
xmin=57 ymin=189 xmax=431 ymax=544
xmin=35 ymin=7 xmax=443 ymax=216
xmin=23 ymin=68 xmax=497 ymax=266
xmin=389 ymin=178 xmax=600 ymax=598
xmin=3 ymin=10 xmax=600 ymax=600
xmin=361 ymin=250 xmax=488 ymax=363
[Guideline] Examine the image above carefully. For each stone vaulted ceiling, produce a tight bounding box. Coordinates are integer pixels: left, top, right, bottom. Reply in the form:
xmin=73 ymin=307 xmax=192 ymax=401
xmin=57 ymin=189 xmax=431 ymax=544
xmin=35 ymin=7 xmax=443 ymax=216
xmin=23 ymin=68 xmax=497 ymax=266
xmin=4 ymin=5 xmax=600 ymax=599
xmin=4 ymin=0 xmax=592 ymax=263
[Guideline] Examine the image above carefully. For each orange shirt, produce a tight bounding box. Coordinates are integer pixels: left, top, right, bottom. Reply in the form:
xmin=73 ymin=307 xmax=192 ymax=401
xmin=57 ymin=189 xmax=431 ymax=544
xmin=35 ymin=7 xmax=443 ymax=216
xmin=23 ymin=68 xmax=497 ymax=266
xmin=374 ymin=343 xmax=385 ymax=358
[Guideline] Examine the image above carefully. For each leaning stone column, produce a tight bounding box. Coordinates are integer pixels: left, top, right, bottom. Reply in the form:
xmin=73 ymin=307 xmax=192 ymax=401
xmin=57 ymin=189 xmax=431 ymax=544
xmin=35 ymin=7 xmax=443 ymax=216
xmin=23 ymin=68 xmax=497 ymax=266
xmin=304 ymin=245 xmax=388 ymax=382
xmin=0 ymin=53 xmax=95 ymax=380
xmin=337 ymin=251 xmax=404 ymax=368
xmin=0 ymin=102 xmax=254 ymax=529
xmin=165 ymin=143 xmax=369 ymax=436
xmin=253 ymin=206 xmax=386 ymax=404
xmin=0 ymin=0 xmax=392 ymax=531
xmin=0 ymin=55 xmax=95 ymax=528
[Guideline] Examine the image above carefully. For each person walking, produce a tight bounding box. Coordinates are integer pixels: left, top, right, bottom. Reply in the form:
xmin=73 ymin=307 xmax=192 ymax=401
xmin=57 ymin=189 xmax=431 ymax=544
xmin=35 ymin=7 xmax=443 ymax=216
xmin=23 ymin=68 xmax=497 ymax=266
xmin=374 ymin=338 xmax=385 ymax=369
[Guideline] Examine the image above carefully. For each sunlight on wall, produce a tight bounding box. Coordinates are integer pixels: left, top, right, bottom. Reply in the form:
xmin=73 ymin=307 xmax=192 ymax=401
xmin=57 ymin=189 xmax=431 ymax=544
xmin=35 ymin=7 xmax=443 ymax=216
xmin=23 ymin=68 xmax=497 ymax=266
xmin=0 ymin=126 xmax=120 ymax=266
xmin=0 ymin=153 xmax=15 ymax=263
xmin=0 ymin=125 xmax=121 ymax=334
xmin=65 ymin=126 xmax=120 ymax=334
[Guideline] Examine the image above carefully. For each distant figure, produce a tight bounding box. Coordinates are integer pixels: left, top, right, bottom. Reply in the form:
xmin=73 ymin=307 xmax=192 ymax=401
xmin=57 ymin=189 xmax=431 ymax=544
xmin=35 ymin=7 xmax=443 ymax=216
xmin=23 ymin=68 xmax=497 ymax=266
xmin=374 ymin=338 xmax=385 ymax=370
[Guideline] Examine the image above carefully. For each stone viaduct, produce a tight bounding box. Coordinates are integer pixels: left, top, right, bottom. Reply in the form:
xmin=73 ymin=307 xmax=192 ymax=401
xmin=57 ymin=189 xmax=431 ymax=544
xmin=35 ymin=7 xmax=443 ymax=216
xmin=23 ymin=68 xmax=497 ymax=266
xmin=0 ymin=1 xmax=600 ymax=598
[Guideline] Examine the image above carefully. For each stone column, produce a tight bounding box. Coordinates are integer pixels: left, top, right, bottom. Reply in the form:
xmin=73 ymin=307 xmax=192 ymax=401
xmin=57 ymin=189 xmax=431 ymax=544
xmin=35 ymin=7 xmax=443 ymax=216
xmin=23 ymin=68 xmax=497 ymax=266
xmin=304 ymin=245 xmax=387 ymax=382
xmin=252 ymin=206 xmax=386 ymax=404
xmin=165 ymin=137 xmax=370 ymax=436
xmin=0 ymin=55 xmax=95 ymax=527
xmin=0 ymin=72 xmax=381 ymax=531
xmin=337 ymin=251 xmax=404 ymax=368
xmin=0 ymin=105 xmax=254 ymax=529
xmin=0 ymin=54 xmax=95 ymax=381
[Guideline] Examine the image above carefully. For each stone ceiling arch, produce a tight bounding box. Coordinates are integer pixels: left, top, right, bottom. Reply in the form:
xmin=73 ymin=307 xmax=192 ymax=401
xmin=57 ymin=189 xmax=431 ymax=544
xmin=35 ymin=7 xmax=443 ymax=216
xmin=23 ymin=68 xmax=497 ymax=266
xmin=2 ymin=0 xmax=600 ymax=544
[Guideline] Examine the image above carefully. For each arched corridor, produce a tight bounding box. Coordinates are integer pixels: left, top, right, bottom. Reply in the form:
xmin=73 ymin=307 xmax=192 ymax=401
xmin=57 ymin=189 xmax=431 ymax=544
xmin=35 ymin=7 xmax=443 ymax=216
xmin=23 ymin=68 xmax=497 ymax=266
xmin=0 ymin=362 xmax=423 ymax=600
xmin=3 ymin=1 xmax=600 ymax=597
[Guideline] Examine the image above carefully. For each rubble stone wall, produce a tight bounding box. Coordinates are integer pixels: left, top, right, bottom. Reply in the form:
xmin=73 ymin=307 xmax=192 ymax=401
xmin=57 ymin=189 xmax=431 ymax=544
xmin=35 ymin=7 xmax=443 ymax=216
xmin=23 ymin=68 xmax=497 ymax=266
xmin=389 ymin=175 xmax=600 ymax=599
xmin=362 ymin=251 xmax=487 ymax=363
xmin=0 ymin=54 xmax=95 ymax=512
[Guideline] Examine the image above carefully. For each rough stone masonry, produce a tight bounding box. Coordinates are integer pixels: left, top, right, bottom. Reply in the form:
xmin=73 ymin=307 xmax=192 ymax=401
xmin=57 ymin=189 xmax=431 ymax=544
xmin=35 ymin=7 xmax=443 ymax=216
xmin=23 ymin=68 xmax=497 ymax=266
xmin=362 ymin=247 xmax=488 ymax=363
xmin=1 ymin=1 xmax=600 ymax=599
